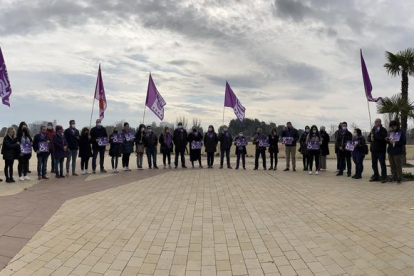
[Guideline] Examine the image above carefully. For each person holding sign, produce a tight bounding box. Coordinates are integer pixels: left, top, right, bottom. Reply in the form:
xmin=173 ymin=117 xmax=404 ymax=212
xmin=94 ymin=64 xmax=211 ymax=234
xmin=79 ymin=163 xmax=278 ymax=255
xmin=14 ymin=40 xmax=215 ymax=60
xmin=79 ymin=127 xmax=92 ymax=174
xmin=135 ymin=124 xmax=146 ymax=170
xmin=281 ymin=122 xmax=299 ymax=171
xmin=351 ymin=128 xmax=367 ymax=179
xmin=204 ymin=125 xmax=218 ymax=169
xmin=336 ymin=122 xmax=353 ymax=177
xmin=33 ymin=126 xmax=51 ymax=180
xmin=253 ymin=128 xmax=267 ymax=170
xmin=218 ymin=126 xmax=233 ymax=169
xmin=319 ymin=126 xmax=330 ymax=171
xmin=268 ymin=128 xmax=279 ymax=171
xmin=90 ymin=119 xmax=108 ymax=173
xmin=188 ymin=126 xmax=203 ymax=168
xmin=121 ymin=122 xmax=134 ymax=171
xmin=299 ymin=126 xmax=310 ymax=171
xmin=109 ymin=127 xmax=122 ymax=173
xmin=53 ymin=125 xmax=68 ymax=178
xmin=159 ymin=126 xmax=173 ymax=169
xmin=367 ymin=118 xmax=388 ymax=183
xmin=386 ymin=120 xmax=406 ymax=184
xmin=17 ymin=122 xmax=32 ymax=181
xmin=306 ymin=125 xmax=321 ymax=175
xmin=143 ymin=125 xmax=159 ymax=169
xmin=234 ymin=131 xmax=247 ymax=170
xmin=64 ymin=120 xmax=80 ymax=177
xmin=2 ymin=127 xmax=19 ymax=183
xmin=173 ymin=122 xmax=188 ymax=169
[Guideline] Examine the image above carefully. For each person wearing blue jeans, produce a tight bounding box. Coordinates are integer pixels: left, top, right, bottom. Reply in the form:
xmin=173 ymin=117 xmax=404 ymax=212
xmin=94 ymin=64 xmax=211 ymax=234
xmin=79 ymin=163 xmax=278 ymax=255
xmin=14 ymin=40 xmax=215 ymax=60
xmin=64 ymin=120 xmax=80 ymax=176
xmin=368 ymin=118 xmax=388 ymax=183
xmin=143 ymin=125 xmax=159 ymax=169
xmin=33 ymin=126 xmax=51 ymax=180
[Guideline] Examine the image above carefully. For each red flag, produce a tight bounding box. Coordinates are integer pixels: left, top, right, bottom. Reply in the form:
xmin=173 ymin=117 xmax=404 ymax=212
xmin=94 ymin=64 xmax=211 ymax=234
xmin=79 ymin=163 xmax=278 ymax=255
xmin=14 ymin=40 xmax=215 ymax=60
xmin=94 ymin=65 xmax=107 ymax=120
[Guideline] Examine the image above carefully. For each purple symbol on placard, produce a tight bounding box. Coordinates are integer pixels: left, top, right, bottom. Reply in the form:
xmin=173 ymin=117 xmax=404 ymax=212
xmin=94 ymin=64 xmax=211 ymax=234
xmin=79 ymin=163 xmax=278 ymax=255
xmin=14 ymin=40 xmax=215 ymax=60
xmin=97 ymin=137 xmax=109 ymax=146
xmin=307 ymin=141 xmax=320 ymax=150
xmin=20 ymin=142 xmax=32 ymax=154
xmin=113 ymin=134 xmax=124 ymax=144
xmin=39 ymin=142 xmax=49 ymax=153
xmin=191 ymin=141 xmax=203 ymax=150
xmin=282 ymin=137 xmax=293 ymax=145
xmin=389 ymin=132 xmax=401 ymax=142
xmin=345 ymin=141 xmax=355 ymax=151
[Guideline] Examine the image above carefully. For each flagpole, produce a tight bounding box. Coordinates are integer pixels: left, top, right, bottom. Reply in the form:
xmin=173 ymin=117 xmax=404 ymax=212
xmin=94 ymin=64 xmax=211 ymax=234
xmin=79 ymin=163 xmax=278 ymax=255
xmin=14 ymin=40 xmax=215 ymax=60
xmin=222 ymin=106 xmax=225 ymax=126
xmin=142 ymin=106 xmax=147 ymax=125
xmin=89 ymin=99 xmax=95 ymax=129
xmin=367 ymin=100 xmax=373 ymax=129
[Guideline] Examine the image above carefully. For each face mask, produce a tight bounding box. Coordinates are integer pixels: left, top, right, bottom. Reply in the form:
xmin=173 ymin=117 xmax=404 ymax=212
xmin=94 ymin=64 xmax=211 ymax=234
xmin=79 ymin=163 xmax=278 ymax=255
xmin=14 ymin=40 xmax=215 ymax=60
xmin=47 ymin=126 xmax=53 ymax=130
xmin=208 ymin=128 xmax=212 ymax=131
xmin=343 ymin=126 xmax=347 ymax=130
xmin=178 ymin=125 xmax=183 ymax=129
xmin=97 ymin=123 xmax=102 ymax=127
xmin=239 ymin=134 xmax=243 ymax=137
xmin=148 ymin=129 xmax=152 ymax=132
xmin=85 ymin=132 xmax=89 ymax=136
xmin=223 ymin=128 xmax=228 ymax=132
xmin=193 ymin=129 xmax=197 ymax=132
xmin=353 ymin=133 xmax=357 ymax=137
xmin=166 ymin=130 xmax=170 ymax=134
xmin=287 ymin=126 xmax=292 ymax=130
xmin=71 ymin=124 xmax=76 ymax=129
xmin=312 ymin=130 xmax=316 ymax=133
xmin=305 ymin=129 xmax=309 ymax=133
xmin=22 ymin=127 xmax=27 ymax=131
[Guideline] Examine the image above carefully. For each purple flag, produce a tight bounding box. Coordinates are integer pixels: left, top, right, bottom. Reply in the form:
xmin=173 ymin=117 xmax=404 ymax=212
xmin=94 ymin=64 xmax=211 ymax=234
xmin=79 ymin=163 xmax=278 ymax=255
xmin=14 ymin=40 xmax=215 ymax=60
xmin=0 ymin=46 xmax=12 ymax=107
xmin=224 ymin=82 xmax=245 ymax=122
xmin=361 ymin=49 xmax=382 ymax=102
xmin=94 ymin=65 xmax=107 ymax=120
xmin=145 ymin=74 xmax=166 ymax=120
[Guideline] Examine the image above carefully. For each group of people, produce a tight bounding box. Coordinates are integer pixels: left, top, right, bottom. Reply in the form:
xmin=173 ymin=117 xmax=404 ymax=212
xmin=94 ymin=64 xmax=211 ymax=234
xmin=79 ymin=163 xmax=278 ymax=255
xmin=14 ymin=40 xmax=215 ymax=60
xmin=0 ymin=118 xmax=406 ymax=184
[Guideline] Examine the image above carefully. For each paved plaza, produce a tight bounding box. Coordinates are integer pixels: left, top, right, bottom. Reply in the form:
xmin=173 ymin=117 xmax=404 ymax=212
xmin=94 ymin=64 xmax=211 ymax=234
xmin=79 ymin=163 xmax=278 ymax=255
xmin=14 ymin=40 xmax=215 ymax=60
xmin=0 ymin=157 xmax=414 ymax=276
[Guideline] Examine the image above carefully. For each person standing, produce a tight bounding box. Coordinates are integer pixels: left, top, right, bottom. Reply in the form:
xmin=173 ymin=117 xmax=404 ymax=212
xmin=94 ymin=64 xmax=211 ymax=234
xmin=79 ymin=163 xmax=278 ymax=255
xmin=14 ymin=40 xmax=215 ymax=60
xmin=2 ymin=127 xmax=19 ymax=183
xmin=319 ymin=126 xmax=330 ymax=171
xmin=135 ymin=124 xmax=146 ymax=170
xmin=143 ymin=125 xmax=159 ymax=169
xmin=188 ymin=126 xmax=203 ymax=168
xmin=268 ymin=127 xmax=279 ymax=171
xmin=299 ymin=126 xmax=310 ymax=171
xmin=53 ymin=125 xmax=68 ymax=178
xmin=33 ymin=126 xmax=51 ymax=180
xmin=159 ymin=126 xmax=173 ymax=169
xmin=109 ymin=127 xmax=122 ymax=173
xmin=46 ymin=122 xmax=55 ymax=173
xmin=173 ymin=122 xmax=188 ymax=169
xmin=17 ymin=122 xmax=32 ymax=181
xmin=218 ymin=125 xmax=233 ymax=169
xmin=234 ymin=131 xmax=247 ymax=170
xmin=253 ymin=128 xmax=267 ymax=170
xmin=281 ymin=122 xmax=299 ymax=171
xmin=334 ymin=123 xmax=343 ymax=173
xmin=336 ymin=122 xmax=353 ymax=177
xmin=306 ymin=125 xmax=321 ymax=175
xmin=90 ymin=119 xmax=108 ymax=173
xmin=79 ymin=127 xmax=92 ymax=174
xmin=204 ymin=125 xmax=218 ymax=169
xmin=352 ymin=128 xmax=366 ymax=180
xmin=121 ymin=122 xmax=134 ymax=171
xmin=368 ymin=118 xmax=388 ymax=183
xmin=64 ymin=120 xmax=80 ymax=176
xmin=386 ymin=120 xmax=406 ymax=184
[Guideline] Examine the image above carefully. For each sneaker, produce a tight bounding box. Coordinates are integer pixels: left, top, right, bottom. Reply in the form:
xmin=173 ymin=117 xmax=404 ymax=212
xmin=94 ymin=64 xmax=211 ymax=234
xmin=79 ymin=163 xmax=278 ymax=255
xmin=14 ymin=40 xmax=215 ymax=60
xmin=126 ymin=167 xmax=131 ymax=171
xmin=55 ymin=174 xmax=60 ymax=178
xmin=123 ymin=167 xmax=127 ymax=171
xmin=81 ymin=171 xmax=86 ymax=175
xmin=199 ymin=165 xmax=203 ymax=169
xmin=112 ymin=169 xmax=117 ymax=173
xmin=274 ymin=167 xmax=277 ymax=171
xmin=309 ymin=171 xmax=312 ymax=175
xmin=293 ymin=169 xmax=296 ymax=172
xmin=60 ymin=174 xmax=65 ymax=178
xmin=263 ymin=167 xmax=267 ymax=171
xmin=86 ymin=171 xmax=91 ymax=174
xmin=24 ymin=176 xmax=30 ymax=180
xmin=182 ymin=165 xmax=187 ymax=169
xmin=269 ymin=166 xmax=273 ymax=170
xmin=315 ymin=171 xmax=319 ymax=175
xmin=336 ymin=173 xmax=343 ymax=176
xmin=381 ymin=179 xmax=387 ymax=183
xmin=174 ymin=166 xmax=178 ymax=169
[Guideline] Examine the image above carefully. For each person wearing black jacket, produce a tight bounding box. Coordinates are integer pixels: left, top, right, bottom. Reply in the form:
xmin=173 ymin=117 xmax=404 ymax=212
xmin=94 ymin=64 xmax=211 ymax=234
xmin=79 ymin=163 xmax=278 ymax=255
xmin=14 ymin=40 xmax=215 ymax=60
xmin=218 ymin=126 xmax=233 ymax=169
xmin=33 ymin=126 xmax=51 ymax=180
xmin=188 ymin=126 xmax=203 ymax=168
xmin=319 ymin=126 xmax=330 ymax=171
xmin=135 ymin=124 xmax=145 ymax=170
xmin=159 ymin=127 xmax=173 ymax=169
xmin=386 ymin=120 xmax=406 ymax=184
xmin=173 ymin=122 xmax=187 ymax=169
xmin=352 ymin=128 xmax=366 ymax=179
xmin=143 ymin=125 xmax=159 ymax=169
xmin=2 ymin=127 xmax=19 ymax=183
xmin=368 ymin=118 xmax=388 ymax=183
xmin=268 ymin=128 xmax=279 ymax=171
xmin=64 ymin=119 xmax=80 ymax=176
xmin=336 ymin=122 xmax=353 ymax=177
xmin=334 ymin=123 xmax=343 ymax=172
xmin=79 ymin=127 xmax=92 ymax=174
xmin=17 ymin=122 xmax=32 ymax=181
xmin=204 ymin=125 xmax=218 ymax=168
xmin=234 ymin=131 xmax=247 ymax=170
xmin=253 ymin=128 xmax=267 ymax=170
xmin=281 ymin=122 xmax=299 ymax=171
xmin=90 ymin=119 xmax=108 ymax=173
xmin=299 ymin=126 xmax=310 ymax=171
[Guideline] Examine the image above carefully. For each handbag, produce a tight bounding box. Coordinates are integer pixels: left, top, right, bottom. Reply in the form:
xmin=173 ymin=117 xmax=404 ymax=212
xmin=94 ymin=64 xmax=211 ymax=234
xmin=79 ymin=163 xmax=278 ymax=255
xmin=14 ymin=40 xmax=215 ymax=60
xmin=136 ymin=144 xmax=144 ymax=153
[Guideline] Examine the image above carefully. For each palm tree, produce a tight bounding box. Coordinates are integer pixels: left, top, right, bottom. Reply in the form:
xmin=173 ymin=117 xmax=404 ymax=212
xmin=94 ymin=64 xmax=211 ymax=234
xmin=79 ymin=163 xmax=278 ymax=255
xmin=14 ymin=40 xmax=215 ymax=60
xmin=384 ymin=48 xmax=414 ymax=132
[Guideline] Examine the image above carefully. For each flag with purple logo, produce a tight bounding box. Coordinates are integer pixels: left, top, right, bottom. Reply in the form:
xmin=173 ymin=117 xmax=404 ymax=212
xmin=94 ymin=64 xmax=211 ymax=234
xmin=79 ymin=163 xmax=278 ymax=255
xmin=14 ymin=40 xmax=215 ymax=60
xmin=146 ymin=74 xmax=166 ymax=120
xmin=0 ymin=46 xmax=12 ymax=107
xmin=224 ymin=82 xmax=245 ymax=122
xmin=94 ymin=65 xmax=107 ymax=120
xmin=361 ymin=49 xmax=382 ymax=102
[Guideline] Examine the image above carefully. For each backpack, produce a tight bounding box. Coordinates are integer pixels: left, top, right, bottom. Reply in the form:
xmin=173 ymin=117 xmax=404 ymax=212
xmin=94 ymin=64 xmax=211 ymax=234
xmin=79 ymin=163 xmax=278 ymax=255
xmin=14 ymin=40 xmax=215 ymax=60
xmin=363 ymin=144 xmax=369 ymax=155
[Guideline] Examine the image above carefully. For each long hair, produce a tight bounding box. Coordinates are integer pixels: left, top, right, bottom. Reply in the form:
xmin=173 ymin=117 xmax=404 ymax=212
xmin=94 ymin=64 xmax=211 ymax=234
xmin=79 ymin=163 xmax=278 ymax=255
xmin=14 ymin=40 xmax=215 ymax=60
xmin=163 ymin=126 xmax=170 ymax=136
xmin=306 ymin=125 xmax=320 ymax=142
xmin=17 ymin=121 xmax=31 ymax=139
xmin=208 ymin=125 xmax=215 ymax=132
xmin=7 ymin=127 xmax=16 ymax=138
xmin=138 ymin=124 xmax=145 ymax=132
xmin=81 ymin=127 xmax=89 ymax=136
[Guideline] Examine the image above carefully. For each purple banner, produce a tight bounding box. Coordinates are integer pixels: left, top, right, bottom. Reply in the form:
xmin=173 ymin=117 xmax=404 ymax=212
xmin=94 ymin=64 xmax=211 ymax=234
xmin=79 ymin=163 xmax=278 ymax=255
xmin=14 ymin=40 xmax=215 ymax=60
xmin=259 ymin=138 xmax=270 ymax=147
xmin=97 ymin=137 xmax=109 ymax=146
xmin=282 ymin=137 xmax=293 ymax=145
xmin=125 ymin=132 xmax=135 ymax=142
xmin=191 ymin=141 xmax=203 ymax=150
xmin=361 ymin=49 xmax=382 ymax=102
xmin=112 ymin=134 xmax=124 ymax=144
xmin=146 ymin=74 xmax=166 ymax=121
xmin=224 ymin=82 xmax=245 ymax=122
xmin=20 ymin=142 xmax=32 ymax=155
xmin=345 ymin=141 xmax=355 ymax=151
xmin=236 ymin=138 xmax=247 ymax=146
xmin=0 ymin=46 xmax=12 ymax=107
xmin=307 ymin=141 xmax=320 ymax=150
xmin=39 ymin=142 xmax=49 ymax=153
xmin=389 ymin=131 xmax=401 ymax=142
xmin=94 ymin=65 xmax=107 ymax=120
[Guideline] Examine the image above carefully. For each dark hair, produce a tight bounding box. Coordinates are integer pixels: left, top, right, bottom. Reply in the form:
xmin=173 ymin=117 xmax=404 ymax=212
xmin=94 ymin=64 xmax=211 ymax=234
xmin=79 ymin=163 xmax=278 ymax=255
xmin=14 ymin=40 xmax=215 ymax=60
xmin=389 ymin=120 xmax=399 ymax=128
xmin=271 ymin=127 xmax=277 ymax=134
xmin=355 ymin=128 xmax=362 ymax=136
xmin=17 ymin=121 xmax=30 ymax=139
xmin=124 ymin=122 xmax=129 ymax=127
xmin=69 ymin=120 xmax=75 ymax=125
xmin=287 ymin=122 xmax=292 ymax=125
xmin=138 ymin=124 xmax=145 ymax=131
xmin=305 ymin=125 xmax=310 ymax=129
xmin=342 ymin=121 xmax=348 ymax=126
xmin=40 ymin=125 xmax=46 ymax=130
xmin=310 ymin=125 xmax=318 ymax=131
xmin=81 ymin=127 xmax=89 ymax=135
xmin=208 ymin=125 xmax=215 ymax=132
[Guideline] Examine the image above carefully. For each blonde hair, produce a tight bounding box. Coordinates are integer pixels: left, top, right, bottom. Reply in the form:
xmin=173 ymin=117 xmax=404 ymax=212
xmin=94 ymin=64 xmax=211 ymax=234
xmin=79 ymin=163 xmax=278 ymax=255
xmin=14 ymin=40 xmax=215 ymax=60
xmin=7 ymin=127 xmax=15 ymax=137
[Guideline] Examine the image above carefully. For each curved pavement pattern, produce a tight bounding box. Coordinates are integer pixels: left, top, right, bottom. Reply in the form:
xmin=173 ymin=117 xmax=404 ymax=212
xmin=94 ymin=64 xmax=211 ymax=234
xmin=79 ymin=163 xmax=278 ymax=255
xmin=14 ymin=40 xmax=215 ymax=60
xmin=1 ymin=166 xmax=414 ymax=276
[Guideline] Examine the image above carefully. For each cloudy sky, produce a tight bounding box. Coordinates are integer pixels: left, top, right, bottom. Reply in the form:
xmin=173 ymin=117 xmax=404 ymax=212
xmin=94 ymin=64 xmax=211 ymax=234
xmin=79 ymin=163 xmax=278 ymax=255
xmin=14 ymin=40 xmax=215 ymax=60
xmin=1 ymin=0 xmax=413 ymax=131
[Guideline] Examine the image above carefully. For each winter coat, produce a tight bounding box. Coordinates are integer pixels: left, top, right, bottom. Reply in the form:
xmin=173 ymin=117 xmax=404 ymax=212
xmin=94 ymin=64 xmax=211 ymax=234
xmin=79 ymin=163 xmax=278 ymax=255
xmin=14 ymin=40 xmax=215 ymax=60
xmin=320 ymin=131 xmax=330 ymax=156
xmin=143 ymin=131 xmax=158 ymax=149
xmin=252 ymin=133 xmax=267 ymax=150
xmin=305 ymin=133 xmax=321 ymax=153
xmin=368 ymin=126 xmax=388 ymax=154
xmin=387 ymin=129 xmax=406 ymax=156
xmin=78 ymin=134 xmax=92 ymax=158
xmin=64 ymin=127 xmax=80 ymax=150
xmin=53 ymin=134 xmax=68 ymax=159
xmin=159 ymin=133 xmax=174 ymax=154
xmin=2 ymin=135 xmax=19 ymax=160
xmin=281 ymin=128 xmax=299 ymax=147
xmin=188 ymin=131 xmax=203 ymax=161
xmin=352 ymin=136 xmax=366 ymax=157
xmin=204 ymin=131 xmax=218 ymax=153
xmin=218 ymin=131 xmax=233 ymax=150
xmin=121 ymin=129 xmax=135 ymax=154
xmin=268 ymin=134 xmax=279 ymax=154
xmin=33 ymin=133 xmax=51 ymax=158
xmin=173 ymin=129 xmax=188 ymax=151
xmin=47 ymin=129 xmax=55 ymax=151
xmin=299 ymin=132 xmax=309 ymax=155
xmin=109 ymin=133 xmax=122 ymax=157
xmin=234 ymin=136 xmax=247 ymax=155
xmin=336 ymin=129 xmax=353 ymax=157
xmin=90 ymin=126 xmax=108 ymax=149
xmin=17 ymin=132 xmax=33 ymax=159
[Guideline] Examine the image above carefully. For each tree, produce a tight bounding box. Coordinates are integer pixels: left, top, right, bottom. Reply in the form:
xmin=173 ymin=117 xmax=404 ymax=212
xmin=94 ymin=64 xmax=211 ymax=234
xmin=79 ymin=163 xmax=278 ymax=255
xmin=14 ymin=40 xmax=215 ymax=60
xmin=192 ymin=118 xmax=204 ymax=134
xmin=175 ymin=116 xmax=188 ymax=130
xmin=384 ymin=48 xmax=414 ymax=132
